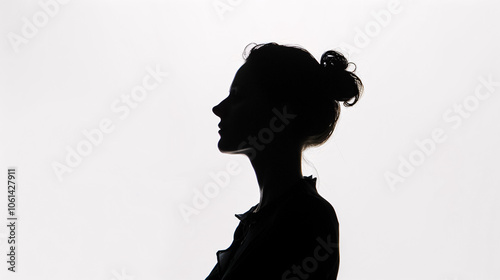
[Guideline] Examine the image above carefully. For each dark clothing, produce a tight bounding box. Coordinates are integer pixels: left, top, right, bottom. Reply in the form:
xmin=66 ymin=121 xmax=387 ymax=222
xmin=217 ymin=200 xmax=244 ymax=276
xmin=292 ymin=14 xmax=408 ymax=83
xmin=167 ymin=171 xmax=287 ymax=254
xmin=205 ymin=176 xmax=340 ymax=280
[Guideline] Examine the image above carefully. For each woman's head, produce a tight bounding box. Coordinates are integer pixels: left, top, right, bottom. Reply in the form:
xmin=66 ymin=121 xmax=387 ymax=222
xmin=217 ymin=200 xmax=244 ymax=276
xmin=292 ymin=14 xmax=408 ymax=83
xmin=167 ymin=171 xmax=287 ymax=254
xmin=213 ymin=42 xmax=363 ymax=156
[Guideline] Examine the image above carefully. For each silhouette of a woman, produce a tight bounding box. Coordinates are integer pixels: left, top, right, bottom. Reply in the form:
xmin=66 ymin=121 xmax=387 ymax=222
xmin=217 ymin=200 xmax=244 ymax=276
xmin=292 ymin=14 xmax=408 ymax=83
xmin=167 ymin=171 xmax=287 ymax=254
xmin=207 ymin=43 xmax=363 ymax=280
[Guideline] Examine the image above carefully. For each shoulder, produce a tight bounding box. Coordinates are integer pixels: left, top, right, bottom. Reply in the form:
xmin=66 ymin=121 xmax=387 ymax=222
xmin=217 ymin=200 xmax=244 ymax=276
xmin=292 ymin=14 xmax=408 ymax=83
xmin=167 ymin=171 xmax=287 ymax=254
xmin=222 ymin=186 xmax=340 ymax=279
xmin=282 ymin=189 xmax=338 ymax=224
xmin=268 ymin=190 xmax=339 ymax=243
xmin=249 ymin=191 xmax=340 ymax=279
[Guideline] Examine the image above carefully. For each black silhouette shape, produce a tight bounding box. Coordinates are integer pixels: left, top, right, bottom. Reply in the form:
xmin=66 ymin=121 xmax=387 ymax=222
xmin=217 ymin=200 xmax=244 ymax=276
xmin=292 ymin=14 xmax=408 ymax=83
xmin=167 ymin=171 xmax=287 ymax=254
xmin=207 ymin=42 xmax=363 ymax=280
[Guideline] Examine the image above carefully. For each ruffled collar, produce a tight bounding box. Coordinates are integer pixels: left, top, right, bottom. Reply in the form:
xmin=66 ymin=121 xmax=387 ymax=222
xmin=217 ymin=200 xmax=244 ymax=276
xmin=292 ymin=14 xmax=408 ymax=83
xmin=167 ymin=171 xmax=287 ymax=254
xmin=235 ymin=175 xmax=317 ymax=221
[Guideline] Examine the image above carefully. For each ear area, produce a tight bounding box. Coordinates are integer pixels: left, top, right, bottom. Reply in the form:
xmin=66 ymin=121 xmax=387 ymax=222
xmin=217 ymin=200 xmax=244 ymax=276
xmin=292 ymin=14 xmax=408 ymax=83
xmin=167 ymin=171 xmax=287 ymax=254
xmin=269 ymin=101 xmax=303 ymax=134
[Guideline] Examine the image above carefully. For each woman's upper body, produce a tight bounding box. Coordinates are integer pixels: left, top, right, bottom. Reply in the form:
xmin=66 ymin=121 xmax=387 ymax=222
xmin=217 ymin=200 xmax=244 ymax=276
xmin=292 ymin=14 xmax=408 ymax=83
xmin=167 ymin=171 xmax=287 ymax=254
xmin=209 ymin=42 xmax=362 ymax=280
xmin=205 ymin=175 xmax=339 ymax=280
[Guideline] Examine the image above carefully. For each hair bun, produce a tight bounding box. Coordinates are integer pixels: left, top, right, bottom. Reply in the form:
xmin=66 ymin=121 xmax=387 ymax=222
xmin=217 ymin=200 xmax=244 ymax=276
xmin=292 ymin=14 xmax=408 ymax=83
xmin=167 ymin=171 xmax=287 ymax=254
xmin=320 ymin=50 xmax=349 ymax=71
xmin=319 ymin=50 xmax=363 ymax=107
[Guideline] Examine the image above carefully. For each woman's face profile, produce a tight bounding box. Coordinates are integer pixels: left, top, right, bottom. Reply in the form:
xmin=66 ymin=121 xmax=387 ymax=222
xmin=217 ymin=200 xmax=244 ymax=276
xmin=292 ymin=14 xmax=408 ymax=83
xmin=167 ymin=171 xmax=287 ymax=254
xmin=212 ymin=63 xmax=274 ymax=155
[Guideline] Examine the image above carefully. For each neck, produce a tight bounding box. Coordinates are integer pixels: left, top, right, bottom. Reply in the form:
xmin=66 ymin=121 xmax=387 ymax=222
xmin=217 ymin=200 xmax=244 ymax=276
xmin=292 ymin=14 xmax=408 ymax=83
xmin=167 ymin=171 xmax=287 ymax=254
xmin=247 ymin=143 xmax=304 ymax=212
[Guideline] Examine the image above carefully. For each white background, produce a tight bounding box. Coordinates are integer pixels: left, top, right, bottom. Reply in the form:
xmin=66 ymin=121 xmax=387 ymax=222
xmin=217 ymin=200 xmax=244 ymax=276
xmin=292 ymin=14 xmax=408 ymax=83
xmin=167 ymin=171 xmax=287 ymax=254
xmin=0 ymin=0 xmax=499 ymax=279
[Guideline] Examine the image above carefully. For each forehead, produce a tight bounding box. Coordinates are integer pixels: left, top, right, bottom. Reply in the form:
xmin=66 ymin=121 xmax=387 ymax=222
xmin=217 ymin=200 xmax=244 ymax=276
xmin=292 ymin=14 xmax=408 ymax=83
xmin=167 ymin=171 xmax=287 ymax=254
xmin=230 ymin=63 xmax=257 ymax=89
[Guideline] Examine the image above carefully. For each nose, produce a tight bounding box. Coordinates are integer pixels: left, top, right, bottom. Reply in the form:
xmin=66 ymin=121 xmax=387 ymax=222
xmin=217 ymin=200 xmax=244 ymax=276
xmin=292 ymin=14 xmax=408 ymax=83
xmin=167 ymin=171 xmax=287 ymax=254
xmin=212 ymin=102 xmax=222 ymax=117
xmin=212 ymin=104 xmax=219 ymax=116
xmin=212 ymin=97 xmax=227 ymax=117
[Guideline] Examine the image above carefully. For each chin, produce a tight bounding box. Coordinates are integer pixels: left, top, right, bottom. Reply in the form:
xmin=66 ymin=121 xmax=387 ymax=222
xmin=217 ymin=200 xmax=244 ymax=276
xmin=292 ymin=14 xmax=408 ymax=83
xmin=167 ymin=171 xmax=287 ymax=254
xmin=217 ymin=139 xmax=236 ymax=153
xmin=217 ymin=139 xmax=248 ymax=155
